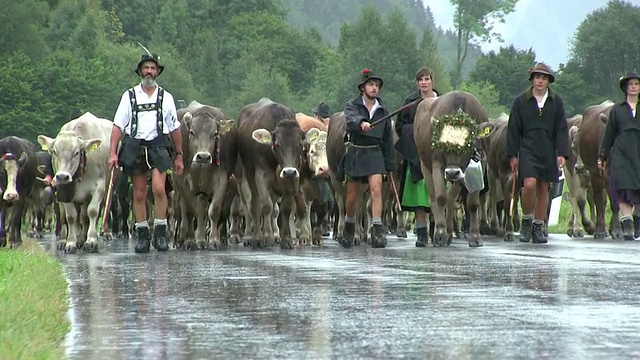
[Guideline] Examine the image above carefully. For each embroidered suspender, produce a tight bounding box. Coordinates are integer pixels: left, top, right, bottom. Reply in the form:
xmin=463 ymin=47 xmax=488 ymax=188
xmin=128 ymin=87 xmax=165 ymax=138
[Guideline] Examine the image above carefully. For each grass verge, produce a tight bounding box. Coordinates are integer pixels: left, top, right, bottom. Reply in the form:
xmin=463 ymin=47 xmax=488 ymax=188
xmin=0 ymin=237 xmax=69 ymax=359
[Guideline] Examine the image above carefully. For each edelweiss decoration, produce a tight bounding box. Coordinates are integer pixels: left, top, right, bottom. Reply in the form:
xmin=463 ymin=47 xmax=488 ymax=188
xmin=431 ymin=111 xmax=476 ymax=155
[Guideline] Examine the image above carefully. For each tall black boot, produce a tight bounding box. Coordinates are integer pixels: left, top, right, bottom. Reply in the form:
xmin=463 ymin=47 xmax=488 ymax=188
xmin=622 ymin=218 xmax=634 ymax=241
xmin=633 ymin=216 xmax=640 ymax=239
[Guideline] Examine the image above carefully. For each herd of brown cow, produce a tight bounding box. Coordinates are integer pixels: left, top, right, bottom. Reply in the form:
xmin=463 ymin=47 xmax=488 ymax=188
xmin=0 ymin=94 xmax=624 ymax=252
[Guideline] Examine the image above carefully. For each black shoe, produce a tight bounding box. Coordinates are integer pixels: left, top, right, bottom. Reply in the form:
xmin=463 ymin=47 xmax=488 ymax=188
xmin=371 ymin=224 xmax=387 ymax=248
xmin=622 ymin=218 xmax=634 ymax=241
xmin=342 ymin=222 xmax=355 ymax=248
xmin=531 ymin=221 xmax=548 ymax=244
xmin=153 ymin=224 xmax=169 ymax=251
xmin=135 ymin=226 xmax=151 ymax=253
xmin=519 ymin=218 xmax=533 ymax=242
xmin=633 ymin=216 xmax=640 ymax=239
xmin=415 ymin=227 xmax=428 ymax=247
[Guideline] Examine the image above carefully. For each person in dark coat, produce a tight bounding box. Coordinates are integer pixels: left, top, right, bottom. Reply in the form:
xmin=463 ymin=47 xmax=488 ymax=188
xmin=598 ymin=71 xmax=640 ymax=240
xmin=394 ymin=67 xmax=439 ymax=247
xmin=342 ymin=68 xmax=396 ymax=249
xmin=505 ymin=62 xmax=570 ymax=244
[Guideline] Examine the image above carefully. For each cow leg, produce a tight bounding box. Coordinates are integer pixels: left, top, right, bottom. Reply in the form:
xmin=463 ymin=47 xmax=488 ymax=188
xmin=423 ymin=161 xmax=449 ymax=247
xmin=329 ymin=174 xmax=346 ymax=243
xmin=194 ymin=194 xmax=210 ymax=250
xmin=229 ymin=194 xmax=243 ymax=244
xmin=8 ymin=200 xmax=26 ymax=248
xmin=273 ymin=197 xmax=282 ymax=244
xmin=206 ymin=175 xmax=228 ymax=250
xmin=465 ymin=188 xmax=483 ymax=247
xmin=82 ymin=184 xmax=105 ymax=253
xmin=249 ymin=170 xmax=273 ymax=248
xmin=590 ymin=171 xmax=608 ymax=239
xmin=446 ymin=185 xmax=462 ymax=245
xmin=488 ymin=170 xmax=502 ymax=236
xmin=502 ymin=174 xmax=517 ymax=242
xmin=60 ymin=202 xmax=81 ymax=253
xmin=565 ymin=167 xmax=594 ymax=237
xmin=605 ymin=174 xmax=622 ymax=239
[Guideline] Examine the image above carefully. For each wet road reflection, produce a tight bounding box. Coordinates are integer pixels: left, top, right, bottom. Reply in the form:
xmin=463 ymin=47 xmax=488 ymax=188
xmin=39 ymin=235 xmax=640 ymax=359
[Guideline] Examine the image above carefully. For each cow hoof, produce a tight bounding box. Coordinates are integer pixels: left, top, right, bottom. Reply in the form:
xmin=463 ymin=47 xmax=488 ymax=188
xmin=496 ymin=229 xmax=506 ymax=237
xmin=469 ymin=238 xmax=483 ymax=247
xmin=183 ymin=240 xmax=196 ymax=251
xmin=405 ymin=223 xmax=412 ymax=232
xmin=230 ymin=234 xmax=241 ymax=244
xmin=298 ymin=236 xmax=311 ymax=246
xmin=208 ymin=240 xmax=222 ymax=250
xmin=280 ymin=237 xmax=294 ymax=249
xmin=65 ymin=243 xmax=78 ymax=254
xmin=593 ymin=231 xmax=607 ymax=239
xmin=433 ymin=232 xmax=449 ymax=247
xmin=611 ymin=228 xmax=623 ymax=240
xmin=396 ymin=229 xmax=407 ymax=238
xmin=573 ymin=228 xmax=584 ymax=238
xmin=9 ymin=241 xmax=22 ymax=249
xmin=583 ymin=221 xmax=596 ymax=235
xmin=84 ymin=241 xmax=99 ymax=253
xmin=479 ymin=223 xmax=492 ymax=236
xmin=503 ymin=233 xmax=516 ymax=242
xmin=196 ymin=240 xmax=207 ymax=250
xmin=103 ymin=233 xmax=113 ymax=241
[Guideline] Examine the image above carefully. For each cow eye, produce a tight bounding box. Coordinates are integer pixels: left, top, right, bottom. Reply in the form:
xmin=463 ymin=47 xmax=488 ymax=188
xmin=189 ymin=130 xmax=195 ymax=137
xmin=74 ymin=150 xmax=79 ymax=156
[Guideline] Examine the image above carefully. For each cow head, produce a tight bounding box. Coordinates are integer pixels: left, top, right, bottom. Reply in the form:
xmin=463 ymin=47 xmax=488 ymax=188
xmin=0 ymin=152 xmax=28 ymax=202
xmin=37 ymin=131 xmax=101 ymax=186
xmin=252 ymin=119 xmax=304 ymax=179
xmin=183 ymin=110 xmax=234 ymax=165
xmin=304 ymin=128 xmax=329 ymax=177
xmin=569 ymin=125 xmax=588 ymax=175
xmin=431 ymin=114 xmax=495 ymax=182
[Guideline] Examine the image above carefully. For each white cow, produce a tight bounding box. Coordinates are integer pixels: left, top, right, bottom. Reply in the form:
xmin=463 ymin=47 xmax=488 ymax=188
xmin=38 ymin=112 xmax=112 ymax=253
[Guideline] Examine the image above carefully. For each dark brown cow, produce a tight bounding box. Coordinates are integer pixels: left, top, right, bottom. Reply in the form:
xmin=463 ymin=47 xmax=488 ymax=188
xmin=414 ymin=91 xmax=494 ymax=247
xmin=0 ymin=136 xmax=38 ymax=248
xmin=237 ymin=98 xmax=306 ymax=249
xmin=326 ymin=111 xmax=370 ymax=245
xmin=172 ymin=101 xmax=236 ymax=250
xmin=576 ymin=100 xmax=619 ymax=239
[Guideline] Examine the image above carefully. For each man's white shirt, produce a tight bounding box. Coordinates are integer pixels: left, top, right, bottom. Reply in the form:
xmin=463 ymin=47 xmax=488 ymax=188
xmin=113 ymin=84 xmax=180 ymax=141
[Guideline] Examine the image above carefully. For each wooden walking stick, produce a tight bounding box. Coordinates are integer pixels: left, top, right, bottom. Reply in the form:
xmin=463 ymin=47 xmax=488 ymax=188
xmin=370 ymin=99 xmax=422 ymax=127
xmin=101 ymin=168 xmax=116 ymax=235
xmin=388 ymin=172 xmax=402 ymax=213
xmin=509 ymin=169 xmax=517 ymax=217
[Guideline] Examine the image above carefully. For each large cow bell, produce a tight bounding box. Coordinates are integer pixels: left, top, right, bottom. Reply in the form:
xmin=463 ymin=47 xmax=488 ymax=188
xmin=463 ymin=158 xmax=485 ymax=193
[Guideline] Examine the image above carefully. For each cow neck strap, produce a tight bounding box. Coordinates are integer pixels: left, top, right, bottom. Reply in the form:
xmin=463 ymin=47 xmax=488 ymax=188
xmin=74 ymin=149 xmax=87 ymax=181
xmin=213 ymin=133 xmax=221 ymax=166
xmin=128 ymin=86 xmax=164 ymax=138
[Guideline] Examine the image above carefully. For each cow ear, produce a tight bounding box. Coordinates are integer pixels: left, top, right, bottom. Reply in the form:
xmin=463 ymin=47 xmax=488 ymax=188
xmin=37 ymin=135 xmax=54 ymax=151
xmin=251 ymin=129 xmax=272 ymax=144
xmin=305 ymin=128 xmax=320 ymax=143
xmin=218 ymin=119 xmax=235 ymax=134
xmin=84 ymin=138 xmax=102 ymax=152
xmin=477 ymin=122 xmax=495 ymax=138
xmin=37 ymin=165 xmax=46 ymax=175
xmin=17 ymin=152 xmax=28 ymax=167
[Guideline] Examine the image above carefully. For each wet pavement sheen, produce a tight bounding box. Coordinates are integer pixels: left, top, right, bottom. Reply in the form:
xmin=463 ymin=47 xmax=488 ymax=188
xmin=40 ymin=235 xmax=640 ymax=359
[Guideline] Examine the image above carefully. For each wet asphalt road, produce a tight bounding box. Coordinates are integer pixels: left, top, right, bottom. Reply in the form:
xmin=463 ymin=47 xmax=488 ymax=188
xmin=39 ymin=234 xmax=640 ymax=360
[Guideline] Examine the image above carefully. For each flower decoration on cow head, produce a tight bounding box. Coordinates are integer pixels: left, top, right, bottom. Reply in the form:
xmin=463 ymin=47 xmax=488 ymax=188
xmin=431 ymin=111 xmax=477 ymax=155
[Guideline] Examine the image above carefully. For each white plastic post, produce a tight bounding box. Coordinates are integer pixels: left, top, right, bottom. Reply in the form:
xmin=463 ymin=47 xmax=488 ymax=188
xmin=548 ymin=169 xmax=565 ymax=226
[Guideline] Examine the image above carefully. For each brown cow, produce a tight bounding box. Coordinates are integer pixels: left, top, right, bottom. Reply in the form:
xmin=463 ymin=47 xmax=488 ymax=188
xmin=172 ymin=101 xmax=236 ymax=250
xmin=237 ymin=98 xmax=307 ymax=249
xmin=326 ymin=111 xmax=370 ymax=245
xmin=568 ymin=122 xmax=596 ymax=232
xmin=575 ymin=100 xmax=619 ymax=239
xmin=414 ymin=91 xmax=494 ymax=247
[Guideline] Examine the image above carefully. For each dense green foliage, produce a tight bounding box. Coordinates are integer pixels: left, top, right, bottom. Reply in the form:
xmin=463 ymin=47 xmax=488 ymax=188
xmin=0 ymin=0 xmax=636 ymax=143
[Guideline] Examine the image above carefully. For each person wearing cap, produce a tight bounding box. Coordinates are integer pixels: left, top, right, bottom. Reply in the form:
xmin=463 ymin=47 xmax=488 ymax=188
xmin=312 ymin=103 xmax=331 ymax=121
xmin=109 ymin=49 xmax=184 ymax=253
xmin=394 ymin=67 xmax=439 ymax=247
xmin=505 ymin=62 xmax=570 ymax=244
xmin=341 ymin=68 xmax=395 ymax=248
xmin=598 ymin=72 xmax=640 ymax=240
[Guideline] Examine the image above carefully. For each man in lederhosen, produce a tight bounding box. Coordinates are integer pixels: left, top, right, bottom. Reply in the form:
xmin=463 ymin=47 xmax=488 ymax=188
xmin=505 ymin=62 xmax=570 ymax=244
xmin=341 ymin=68 xmax=395 ymax=248
xmin=108 ymin=48 xmax=184 ymax=253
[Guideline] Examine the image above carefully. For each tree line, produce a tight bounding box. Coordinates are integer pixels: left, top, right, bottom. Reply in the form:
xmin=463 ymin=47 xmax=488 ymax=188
xmin=0 ymin=0 xmax=638 ymax=142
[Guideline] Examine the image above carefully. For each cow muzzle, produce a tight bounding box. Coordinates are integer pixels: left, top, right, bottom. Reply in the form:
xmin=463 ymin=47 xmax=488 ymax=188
xmin=574 ymin=163 xmax=587 ymax=174
xmin=193 ymin=151 xmax=212 ymax=164
xmin=3 ymin=191 xmax=18 ymax=202
xmin=314 ymin=165 xmax=329 ymax=178
xmin=53 ymin=171 xmax=73 ymax=186
xmin=280 ymin=167 xmax=300 ymax=179
xmin=444 ymin=166 xmax=464 ymax=181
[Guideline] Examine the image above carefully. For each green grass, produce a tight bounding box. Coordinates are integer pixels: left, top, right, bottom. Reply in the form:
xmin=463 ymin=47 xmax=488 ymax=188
xmin=544 ymin=182 xmax=613 ymax=234
xmin=0 ymin=237 xmax=70 ymax=360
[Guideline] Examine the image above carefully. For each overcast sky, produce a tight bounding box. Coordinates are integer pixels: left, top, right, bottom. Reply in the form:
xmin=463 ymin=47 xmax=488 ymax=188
xmin=425 ymin=0 xmax=638 ymax=70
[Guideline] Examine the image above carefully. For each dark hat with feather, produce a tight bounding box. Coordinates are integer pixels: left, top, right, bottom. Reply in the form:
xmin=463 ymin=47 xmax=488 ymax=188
xmin=358 ymin=68 xmax=383 ymax=91
xmin=528 ymin=62 xmax=555 ymax=83
xmin=135 ymin=43 xmax=164 ymax=77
